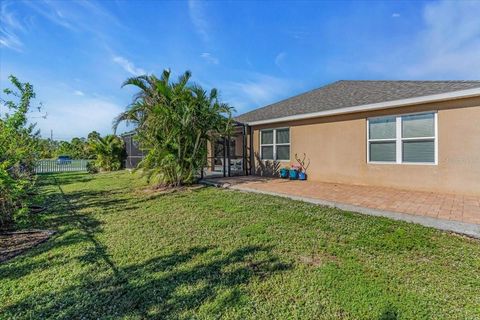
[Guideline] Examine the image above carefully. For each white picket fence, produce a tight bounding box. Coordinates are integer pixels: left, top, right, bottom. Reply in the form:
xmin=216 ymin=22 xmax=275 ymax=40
xmin=35 ymin=159 xmax=91 ymax=173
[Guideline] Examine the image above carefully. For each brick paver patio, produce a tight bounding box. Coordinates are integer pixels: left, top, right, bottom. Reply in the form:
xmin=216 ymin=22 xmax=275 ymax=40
xmin=206 ymin=176 xmax=480 ymax=225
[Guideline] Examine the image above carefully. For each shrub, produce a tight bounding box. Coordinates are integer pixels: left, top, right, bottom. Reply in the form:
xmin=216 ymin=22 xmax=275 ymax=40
xmin=0 ymin=75 xmax=42 ymax=228
xmin=86 ymin=161 xmax=99 ymax=174
xmin=113 ymin=70 xmax=233 ymax=187
xmin=87 ymin=135 xmax=124 ymax=171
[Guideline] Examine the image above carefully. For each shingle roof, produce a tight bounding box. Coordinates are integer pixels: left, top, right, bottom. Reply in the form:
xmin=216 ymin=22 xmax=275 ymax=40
xmin=234 ymin=80 xmax=480 ymax=123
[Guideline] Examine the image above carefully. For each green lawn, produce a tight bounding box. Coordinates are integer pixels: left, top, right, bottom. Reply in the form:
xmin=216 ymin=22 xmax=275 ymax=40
xmin=1 ymin=171 xmax=479 ymax=319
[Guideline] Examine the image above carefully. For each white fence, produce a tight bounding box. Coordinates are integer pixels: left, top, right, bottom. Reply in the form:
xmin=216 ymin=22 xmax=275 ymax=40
xmin=35 ymin=159 xmax=90 ymax=174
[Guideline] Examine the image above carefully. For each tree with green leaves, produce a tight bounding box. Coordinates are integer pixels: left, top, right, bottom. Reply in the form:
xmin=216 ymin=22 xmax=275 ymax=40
xmin=37 ymin=138 xmax=59 ymax=159
xmin=55 ymin=140 xmax=73 ymax=158
xmin=0 ymin=75 xmax=42 ymax=227
xmin=87 ymin=134 xmax=124 ymax=171
xmin=114 ymin=70 xmax=233 ymax=187
xmin=69 ymin=137 xmax=87 ymax=159
xmin=87 ymin=131 xmax=101 ymax=142
xmin=36 ymin=131 xmax=103 ymax=160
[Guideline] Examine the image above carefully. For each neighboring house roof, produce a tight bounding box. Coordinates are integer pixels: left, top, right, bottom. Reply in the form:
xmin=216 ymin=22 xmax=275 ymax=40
xmin=235 ymin=80 xmax=480 ymax=125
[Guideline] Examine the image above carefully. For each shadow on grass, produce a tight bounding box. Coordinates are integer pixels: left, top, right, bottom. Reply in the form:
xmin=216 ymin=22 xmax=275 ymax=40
xmin=52 ymin=175 xmax=123 ymax=275
xmin=1 ymin=174 xmax=127 ymax=279
xmin=37 ymin=172 xmax=94 ymax=186
xmin=54 ymin=189 xmax=139 ymax=214
xmin=4 ymin=245 xmax=291 ymax=318
xmin=379 ymin=304 xmax=399 ymax=320
xmin=3 ymin=173 xmax=292 ymax=318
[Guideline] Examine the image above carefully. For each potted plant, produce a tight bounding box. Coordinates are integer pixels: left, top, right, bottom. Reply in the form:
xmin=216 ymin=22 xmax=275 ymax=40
xmin=298 ymin=170 xmax=306 ymax=180
xmin=280 ymin=166 xmax=289 ymax=179
xmin=289 ymin=164 xmax=300 ymax=180
xmin=295 ymin=153 xmax=310 ymax=181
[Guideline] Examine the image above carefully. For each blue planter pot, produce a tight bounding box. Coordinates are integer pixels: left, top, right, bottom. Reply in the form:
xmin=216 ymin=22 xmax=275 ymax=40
xmin=289 ymin=169 xmax=298 ymax=180
xmin=279 ymin=168 xmax=289 ymax=179
xmin=298 ymin=172 xmax=307 ymax=180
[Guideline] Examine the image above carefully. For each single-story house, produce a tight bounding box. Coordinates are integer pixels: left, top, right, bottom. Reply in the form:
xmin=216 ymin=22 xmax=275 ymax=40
xmin=123 ymin=80 xmax=480 ymax=196
xmin=215 ymin=80 xmax=479 ymax=196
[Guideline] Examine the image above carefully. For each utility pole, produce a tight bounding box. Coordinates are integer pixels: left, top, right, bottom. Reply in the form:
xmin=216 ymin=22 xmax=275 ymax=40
xmin=50 ymin=129 xmax=53 ymax=141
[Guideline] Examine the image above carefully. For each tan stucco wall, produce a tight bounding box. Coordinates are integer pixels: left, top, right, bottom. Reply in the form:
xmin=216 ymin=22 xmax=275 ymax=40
xmin=252 ymin=96 xmax=480 ymax=195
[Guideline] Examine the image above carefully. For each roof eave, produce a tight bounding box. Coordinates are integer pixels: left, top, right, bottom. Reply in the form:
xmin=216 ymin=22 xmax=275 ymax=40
xmin=245 ymin=87 xmax=480 ymax=126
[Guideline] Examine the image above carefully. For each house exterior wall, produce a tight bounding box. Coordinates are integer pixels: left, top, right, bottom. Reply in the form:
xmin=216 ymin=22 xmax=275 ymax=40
xmin=251 ymin=96 xmax=480 ymax=195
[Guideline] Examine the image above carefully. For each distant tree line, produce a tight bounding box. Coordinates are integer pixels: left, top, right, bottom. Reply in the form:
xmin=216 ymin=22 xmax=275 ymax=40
xmin=37 ymin=131 xmax=102 ymax=160
xmin=37 ymin=131 xmax=125 ymax=173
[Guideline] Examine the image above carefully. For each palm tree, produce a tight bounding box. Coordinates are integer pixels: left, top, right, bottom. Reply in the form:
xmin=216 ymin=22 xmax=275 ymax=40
xmin=88 ymin=135 xmax=124 ymax=171
xmin=114 ymin=70 xmax=233 ymax=186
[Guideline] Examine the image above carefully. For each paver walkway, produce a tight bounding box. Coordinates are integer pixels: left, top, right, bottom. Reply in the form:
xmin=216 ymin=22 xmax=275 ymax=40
xmin=203 ymin=176 xmax=480 ymax=225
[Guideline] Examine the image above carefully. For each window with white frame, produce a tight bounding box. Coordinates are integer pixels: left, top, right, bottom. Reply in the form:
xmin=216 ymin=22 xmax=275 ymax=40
xmin=260 ymin=128 xmax=290 ymax=160
xmin=367 ymin=112 xmax=437 ymax=164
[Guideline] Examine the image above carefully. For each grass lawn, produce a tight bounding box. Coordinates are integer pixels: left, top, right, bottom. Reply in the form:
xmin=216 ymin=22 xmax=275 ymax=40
xmin=1 ymin=171 xmax=479 ymax=319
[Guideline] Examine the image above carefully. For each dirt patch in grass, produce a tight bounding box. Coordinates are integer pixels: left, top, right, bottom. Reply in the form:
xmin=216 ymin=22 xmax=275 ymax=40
xmin=0 ymin=230 xmax=55 ymax=263
xmin=299 ymin=253 xmax=339 ymax=267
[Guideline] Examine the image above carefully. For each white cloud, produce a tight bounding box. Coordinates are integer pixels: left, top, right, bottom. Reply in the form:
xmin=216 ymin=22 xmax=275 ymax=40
xmin=200 ymin=52 xmax=219 ymax=64
xmin=74 ymin=90 xmax=85 ymax=96
xmin=0 ymin=30 xmax=22 ymax=51
xmin=113 ymin=56 xmax=146 ymax=76
xmin=24 ymin=1 xmax=76 ymax=31
xmin=0 ymin=2 xmax=24 ymax=51
xmin=2 ymin=0 xmax=125 ymax=52
xmin=1 ymin=71 xmax=126 ymax=140
xmin=34 ymin=96 xmax=124 ymax=140
xmin=188 ymin=0 xmax=210 ymax=42
xmin=404 ymin=0 xmax=480 ymax=78
xmin=223 ymin=73 xmax=295 ymax=113
xmin=21 ymin=0 xmax=125 ymax=47
xmin=364 ymin=1 xmax=480 ymax=79
xmin=391 ymin=13 xmax=400 ymax=18
xmin=274 ymin=52 xmax=287 ymax=67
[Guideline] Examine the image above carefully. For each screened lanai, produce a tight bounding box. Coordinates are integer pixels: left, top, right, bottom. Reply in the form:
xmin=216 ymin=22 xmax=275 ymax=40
xmin=202 ymin=122 xmax=252 ymax=178
xmin=122 ymin=123 xmax=254 ymax=178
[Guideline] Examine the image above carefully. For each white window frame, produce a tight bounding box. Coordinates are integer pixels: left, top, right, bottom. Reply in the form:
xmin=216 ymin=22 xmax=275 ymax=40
xmin=367 ymin=111 xmax=438 ymax=165
xmin=260 ymin=127 xmax=290 ymax=161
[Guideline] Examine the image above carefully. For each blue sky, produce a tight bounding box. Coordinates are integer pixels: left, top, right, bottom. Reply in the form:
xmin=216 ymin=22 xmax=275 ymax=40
xmin=1 ymin=0 xmax=479 ymax=140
